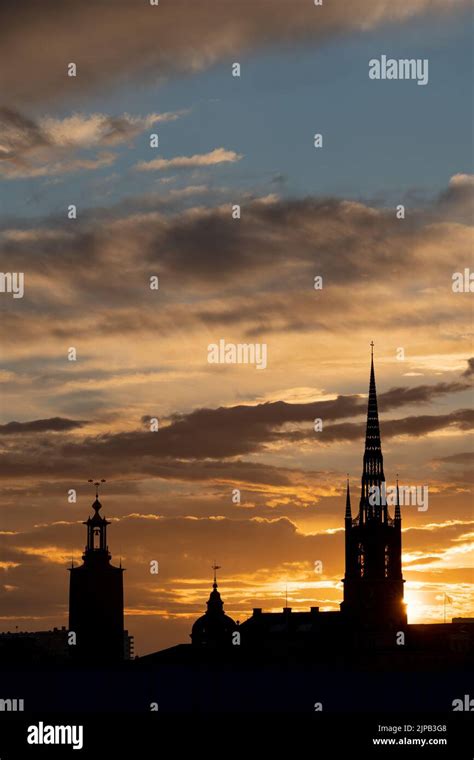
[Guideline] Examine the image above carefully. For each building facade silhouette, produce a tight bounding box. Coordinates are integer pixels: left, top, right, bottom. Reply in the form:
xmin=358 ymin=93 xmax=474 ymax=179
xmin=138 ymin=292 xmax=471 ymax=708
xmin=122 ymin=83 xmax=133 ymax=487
xmin=135 ymin=349 xmax=473 ymax=668
xmin=341 ymin=347 xmax=406 ymax=627
xmin=222 ymin=349 xmax=406 ymax=650
xmin=69 ymin=488 xmax=126 ymax=662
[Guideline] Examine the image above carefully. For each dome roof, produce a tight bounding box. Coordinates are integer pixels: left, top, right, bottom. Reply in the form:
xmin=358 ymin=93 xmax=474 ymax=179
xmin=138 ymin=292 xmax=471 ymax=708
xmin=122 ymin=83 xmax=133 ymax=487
xmin=191 ymin=612 xmax=236 ymax=637
xmin=191 ymin=575 xmax=237 ymax=645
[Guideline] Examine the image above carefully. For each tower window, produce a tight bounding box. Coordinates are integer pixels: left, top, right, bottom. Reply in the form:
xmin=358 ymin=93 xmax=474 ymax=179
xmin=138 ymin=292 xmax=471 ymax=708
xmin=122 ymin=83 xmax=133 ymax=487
xmin=93 ymin=528 xmax=101 ymax=549
xmin=357 ymin=543 xmax=365 ymax=577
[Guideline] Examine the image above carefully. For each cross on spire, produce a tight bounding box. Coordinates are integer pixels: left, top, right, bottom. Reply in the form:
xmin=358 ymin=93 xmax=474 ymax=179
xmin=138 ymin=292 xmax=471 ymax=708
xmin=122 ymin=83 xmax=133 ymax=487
xmin=88 ymin=479 xmax=106 ymax=501
xmin=212 ymin=562 xmax=221 ymax=587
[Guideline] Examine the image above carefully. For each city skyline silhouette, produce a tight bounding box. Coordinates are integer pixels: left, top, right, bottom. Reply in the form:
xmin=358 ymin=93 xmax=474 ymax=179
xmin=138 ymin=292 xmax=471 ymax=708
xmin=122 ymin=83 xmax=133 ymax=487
xmin=1 ymin=349 xmax=472 ymax=669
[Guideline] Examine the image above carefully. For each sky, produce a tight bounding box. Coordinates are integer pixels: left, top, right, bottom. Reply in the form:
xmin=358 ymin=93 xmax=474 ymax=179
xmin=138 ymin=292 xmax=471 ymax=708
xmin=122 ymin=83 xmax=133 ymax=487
xmin=0 ymin=0 xmax=472 ymax=656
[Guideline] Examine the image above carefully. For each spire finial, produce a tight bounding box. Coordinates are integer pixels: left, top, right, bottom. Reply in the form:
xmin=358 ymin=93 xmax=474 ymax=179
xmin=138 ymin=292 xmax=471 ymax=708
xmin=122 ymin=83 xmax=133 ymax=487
xmin=88 ymin=479 xmax=106 ymax=514
xmin=212 ymin=561 xmax=221 ymax=587
xmin=88 ymin=478 xmax=106 ymax=500
xmin=370 ymin=340 xmax=374 ymax=358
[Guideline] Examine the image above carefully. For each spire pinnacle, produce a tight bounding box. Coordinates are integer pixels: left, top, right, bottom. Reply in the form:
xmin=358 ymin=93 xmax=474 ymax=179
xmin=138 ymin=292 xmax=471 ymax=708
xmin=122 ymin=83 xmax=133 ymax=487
xmin=395 ymin=474 xmax=401 ymax=520
xmin=360 ymin=347 xmax=385 ymax=520
xmin=207 ymin=565 xmax=224 ymax=615
xmin=364 ymin=348 xmax=383 ymax=456
xmin=345 ymin=475 xmax=352 ymax=519
xmin=88 ymin=478 xmax=106 ymax=505
xmin=212 ymin=562 xmax=221 ymax=588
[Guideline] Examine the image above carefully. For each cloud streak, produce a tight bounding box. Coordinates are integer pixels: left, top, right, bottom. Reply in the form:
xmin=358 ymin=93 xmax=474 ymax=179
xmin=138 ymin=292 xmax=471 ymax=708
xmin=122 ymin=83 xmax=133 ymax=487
xmin=135 ymin=148 xmax=242 ymax=172
xmin=0 ymin=108 xmax=183 ymax=178
xmin=0 ymin=418 xmax=86 ymax=435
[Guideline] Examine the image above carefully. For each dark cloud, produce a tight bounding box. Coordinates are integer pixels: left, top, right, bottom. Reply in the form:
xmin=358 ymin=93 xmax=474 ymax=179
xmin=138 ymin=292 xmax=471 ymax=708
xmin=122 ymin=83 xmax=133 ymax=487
xmin=378 ymin=382 xmax=471 ymax=411
xmin=0 ymin=106 xmax=50 ymax=160
xmin=1 ymin=0 xmax=465 ymax=106
xmin=431 ymin=452 xmax=474 ymax=465
xmin=0 ymin=185 xmax=471 ymax=344
xmin=316 ymin=409 xmax=474 ymax=443
xmin=462 ymin=357 xmax=474 ymax=377
xmin=0 ymin=417 xmax=86 ymax=434
xmin=0 ymin=393 xmax=471 ymax=481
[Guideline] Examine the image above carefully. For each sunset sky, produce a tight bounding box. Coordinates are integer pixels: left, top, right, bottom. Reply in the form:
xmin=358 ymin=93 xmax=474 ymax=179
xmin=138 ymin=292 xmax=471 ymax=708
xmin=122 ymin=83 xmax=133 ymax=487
xmin=0 ymin=0 xmax=472 ymax=656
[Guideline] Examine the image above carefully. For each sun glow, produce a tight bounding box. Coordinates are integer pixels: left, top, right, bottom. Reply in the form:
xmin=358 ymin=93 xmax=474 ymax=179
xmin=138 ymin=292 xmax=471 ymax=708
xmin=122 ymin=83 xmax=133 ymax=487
xmin=404 ymin=588 xmax=427 ymax=622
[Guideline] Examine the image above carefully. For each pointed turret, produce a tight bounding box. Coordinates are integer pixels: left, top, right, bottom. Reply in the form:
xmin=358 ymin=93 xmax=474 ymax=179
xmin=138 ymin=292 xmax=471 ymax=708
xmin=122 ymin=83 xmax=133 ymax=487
xmin=360 ymin=342 xmax=386 ymax=522
xmin=345 ymin=476 xmax=352 ymax=520
xmin=341 ymin=347 xmax=406 ymax=627
xmin=394 ymin=475 xmax=402 ymax=521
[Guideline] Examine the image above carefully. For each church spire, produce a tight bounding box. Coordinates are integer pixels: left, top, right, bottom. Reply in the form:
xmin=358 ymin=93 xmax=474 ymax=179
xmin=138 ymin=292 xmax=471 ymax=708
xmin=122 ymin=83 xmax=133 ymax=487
xmin=360 ymin=343 xmax=385 ymax=522
xmin=212 ymin=561 xmax=221 ymax=589
xmin=206 ymin=564 xmax=224 ymax=614
xmin=342 ymin=347 xmax=406 ymax=627
xmin=394 ymin=474 xmax=401 ymax=521
xmin=345 ymin=475 xmax=352 ymax=519
xmin=365 ymin=342 xmax=382 ymax=456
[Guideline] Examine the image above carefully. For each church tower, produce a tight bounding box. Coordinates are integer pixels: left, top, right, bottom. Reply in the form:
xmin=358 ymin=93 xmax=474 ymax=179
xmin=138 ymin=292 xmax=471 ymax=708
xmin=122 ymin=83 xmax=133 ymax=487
xmin=341 ymin=345 xmax=406 ymax=627
xmin=69 ymin=481 xmax=125 ymax=662
xmin=191 ymin=565 xmax=237 ymax=647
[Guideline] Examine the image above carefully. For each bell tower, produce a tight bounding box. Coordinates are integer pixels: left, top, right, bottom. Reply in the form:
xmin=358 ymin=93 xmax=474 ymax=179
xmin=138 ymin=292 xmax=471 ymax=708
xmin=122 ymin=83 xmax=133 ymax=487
xmin=69 ymin=480 xmax=125 ymax=662
xmin=341 ymin=345 xmax=406 ymax=627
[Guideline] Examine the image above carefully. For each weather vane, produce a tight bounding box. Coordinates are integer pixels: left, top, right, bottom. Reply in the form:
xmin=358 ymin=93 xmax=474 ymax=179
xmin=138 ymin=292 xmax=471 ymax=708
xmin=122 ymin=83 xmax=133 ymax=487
xmin=88 ymin=478 xmax=106 ymax=498
xmin=212 ymin=561 xmax=221 ymax=584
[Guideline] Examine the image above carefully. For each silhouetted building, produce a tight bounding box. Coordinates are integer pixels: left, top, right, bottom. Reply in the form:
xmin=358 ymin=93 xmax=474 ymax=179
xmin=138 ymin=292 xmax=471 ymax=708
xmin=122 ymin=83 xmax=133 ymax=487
xmin=69 ymin=488 xmax=125 ymax=662
xmin=341 ymin=345 xmax=406 ymax=628
xmin=115 ymin=348 xmax=474 ymax=672
xmin=123 ymin=629 xmax=135 ymax=660
xmin=0 ymin=627 xmax=70 ymax=664
xmin=238 ymin=347 xmax=406 ymax=650
xmin=191 ymin=565 xmax=237 ymax=647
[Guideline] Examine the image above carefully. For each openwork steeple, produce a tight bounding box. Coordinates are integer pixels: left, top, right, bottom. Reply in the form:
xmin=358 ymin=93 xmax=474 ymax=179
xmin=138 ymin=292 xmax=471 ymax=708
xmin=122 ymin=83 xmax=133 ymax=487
xmin=359 ymin=343 xmax=386 ymax=522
